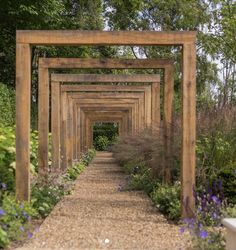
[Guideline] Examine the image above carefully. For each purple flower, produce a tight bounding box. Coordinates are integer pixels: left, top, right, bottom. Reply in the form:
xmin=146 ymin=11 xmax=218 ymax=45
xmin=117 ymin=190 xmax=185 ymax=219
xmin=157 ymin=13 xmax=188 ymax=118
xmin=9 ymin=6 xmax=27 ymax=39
xmin=27 ymin=232 xmax=33 ymax=239
xmin=199 ymin=230 xmax=208 ymax=239
xmin=20 ymin=226 xmax=25 ymax=232
xmin=211 ymin=196 xmax=218 ymax=204
xmin=179 ymin=227 xmax=185 ymax=234
xmin=0 ymin=209 xmax=6 ymax=216
xmin=22 ymin=211 xmax=27 ymax=217
xmin=234 ymin=169 xmax=236 ymax=175
xmin=20 ymin=203 xmax=24 ymax=209
xmin=212 ymin=212 xmax=217 ymax=219
xmin=1 ymin=183 xmax=7 ymax=190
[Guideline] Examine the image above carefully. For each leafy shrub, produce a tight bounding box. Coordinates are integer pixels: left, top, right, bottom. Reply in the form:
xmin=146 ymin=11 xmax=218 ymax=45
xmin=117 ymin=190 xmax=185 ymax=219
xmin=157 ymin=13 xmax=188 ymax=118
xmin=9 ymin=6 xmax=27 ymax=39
xmin=64 ymin=162 xmax=86 ymax=181
xmin=0 ymin=193 xmax=37 ymax=248
xmin=151 ymin=182 xmax=181 ymax=220
xmin=128 ymin=169 xmax=157 ymax=195
xmin=113 ymin=128 xmax=180 ymax=182
xmin=94 ymin=135 xmax=109 ymax=151
xmin=222 ymin=204 xmax=236 ymax=217
xmin=0 ymin=127 xmax=38 ymax=194
xmin=80 ymin=149 xmax=96 ymax=165
xmin=0 ymin=83 xmax=15 ymax=126
xmin=93 ymin=123 xmax=118 ymax=142
xmin=196 ymin=105 xmax=236 ymax=205
xmin=31 ymin=181 xmax=66 ymax=217
xmin=0 ymin=127 xmax=16 ymax=192
xmin=196 ymin=132 xmax=236 ymax=204
xmin=31 ymin=149 xmax=96 ymax=218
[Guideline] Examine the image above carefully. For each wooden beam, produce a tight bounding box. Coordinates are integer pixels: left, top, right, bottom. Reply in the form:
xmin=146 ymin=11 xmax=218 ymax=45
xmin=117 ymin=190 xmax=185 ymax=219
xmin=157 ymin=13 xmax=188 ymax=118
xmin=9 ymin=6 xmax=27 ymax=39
xmin=51 ymin=74 xmax=160 ymax=83
xmin=40 ymin=58 xmax=174 ymax=69
xmin=17 ymin=30 xmax=197 ymax=45
xmin=61 ymin=84 xmax=151 ymax=91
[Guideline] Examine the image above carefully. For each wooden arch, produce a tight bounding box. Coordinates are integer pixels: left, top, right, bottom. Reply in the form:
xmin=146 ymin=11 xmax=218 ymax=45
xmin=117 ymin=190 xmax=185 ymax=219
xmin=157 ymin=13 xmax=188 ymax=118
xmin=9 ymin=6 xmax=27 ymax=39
xmin=16 ymin=30 xmax=196 ymax=217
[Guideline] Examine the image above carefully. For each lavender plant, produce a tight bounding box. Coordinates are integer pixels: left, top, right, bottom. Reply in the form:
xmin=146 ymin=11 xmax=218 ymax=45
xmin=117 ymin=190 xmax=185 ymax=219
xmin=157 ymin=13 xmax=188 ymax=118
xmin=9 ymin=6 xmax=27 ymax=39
xmin=180 ymin=180 xmax=226 ymax=249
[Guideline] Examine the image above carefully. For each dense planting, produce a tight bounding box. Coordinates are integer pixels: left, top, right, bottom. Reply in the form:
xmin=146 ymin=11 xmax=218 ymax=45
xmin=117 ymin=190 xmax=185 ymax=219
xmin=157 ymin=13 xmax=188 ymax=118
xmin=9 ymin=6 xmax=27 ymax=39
xmin=0 ymin=126 xmax=95 ymax=248
xmin=113 ymin=105 xmax=236 ymax=248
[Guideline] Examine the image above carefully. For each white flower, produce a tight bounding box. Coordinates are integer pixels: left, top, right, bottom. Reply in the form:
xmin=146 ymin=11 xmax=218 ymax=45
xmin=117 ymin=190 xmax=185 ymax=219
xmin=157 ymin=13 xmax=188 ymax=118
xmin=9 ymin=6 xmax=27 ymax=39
xmin=7 ymin=146 xmax=16 ymax=153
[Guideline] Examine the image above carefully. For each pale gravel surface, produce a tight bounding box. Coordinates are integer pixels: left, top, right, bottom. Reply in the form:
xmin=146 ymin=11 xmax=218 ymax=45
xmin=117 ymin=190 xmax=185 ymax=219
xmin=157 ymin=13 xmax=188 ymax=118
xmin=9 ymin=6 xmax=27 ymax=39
xmin=17 ymin=152 xmax=189 ymax=250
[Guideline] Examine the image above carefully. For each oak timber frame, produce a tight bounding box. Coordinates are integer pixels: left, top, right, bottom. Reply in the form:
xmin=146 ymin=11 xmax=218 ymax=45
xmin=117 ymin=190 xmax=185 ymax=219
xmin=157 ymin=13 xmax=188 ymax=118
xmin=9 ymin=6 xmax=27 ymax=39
xmin=51 ymin=75 xmax=159 ymax=169
xmin=16 ymin=30 xmax=196 ymax=217
xmin=70 ymin=94 xmax=142 ymax=155
xmin=62 ymin=95 xmax=143 ymax=169
xmin=83 ymin=112 xmax=127 ymax=149
xmin=39 ymin=58 xmax=173 ymax=177
xmin=51 ymin=74 xmax=160 ymax=169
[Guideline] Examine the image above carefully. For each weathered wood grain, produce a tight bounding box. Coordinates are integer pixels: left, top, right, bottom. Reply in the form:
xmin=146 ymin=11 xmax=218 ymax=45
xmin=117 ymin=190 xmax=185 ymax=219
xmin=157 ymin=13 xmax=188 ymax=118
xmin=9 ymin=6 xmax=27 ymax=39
xmin=15 ymin=44 xmax=31 ymax=201
xmin=51 ymin=74 xmax=160 ymax=83
xmin=17 ymin=30 xmax=197 ymax=45
xmin=181 ymin=43 xmax=196 ymax=217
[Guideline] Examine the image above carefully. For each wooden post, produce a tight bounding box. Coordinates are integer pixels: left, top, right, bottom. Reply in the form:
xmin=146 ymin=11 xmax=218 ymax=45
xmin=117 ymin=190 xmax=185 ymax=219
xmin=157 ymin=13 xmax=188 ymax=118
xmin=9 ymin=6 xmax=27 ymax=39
xmin=152 ymin=82 xmax=161 ymax=128
xmin=38 ymin=65 xmax=49 ymax=175
xmin=163 ymin=66 xmax=174 ymax=183
xmin=16 ymin=43 xmax=31 ymax=201
xmin=51 ymin=82 xmax=60 ymax=170
xmin=181 ymin=43 xmax=196 ymax=217
xmin=60 ymin=91 xmax=68 ymax=170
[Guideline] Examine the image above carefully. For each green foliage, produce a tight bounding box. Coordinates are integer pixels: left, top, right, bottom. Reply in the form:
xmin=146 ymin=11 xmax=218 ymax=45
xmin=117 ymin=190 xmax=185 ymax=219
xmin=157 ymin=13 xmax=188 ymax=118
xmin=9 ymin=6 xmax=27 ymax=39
xmin=151 ymin=182 xmax=181 ymax=221
xmin=0 ymin=83 xmax=15 ymax=126
xmin=80 ymin=149 xmax=96 ymax=166
xmin=31 ymin=181 xmax=66 ymax=218
xmin=196 ymin=131 xmax=236 ymax=204
xmin=117 ymin=154 xmax=181 ymax=220
xmin=222 ymin=204 xmax=236 ymax=218
xmin=93 ymin=123 xmax=119 ymax=144
xmin=0 ymin=127 xmax=16 ymax=192
xmin=64 ymin=163 xmax=86 ymax=181
xmin=191 ymin=229 xmax=225 ymax=250
xmin=0 ymin=127 xmax=38 ymax=193
xmin=0 ymin=194 xmax=37 ymax=248
xmin=0 ymin=226 xmax=9 ymax=249
xmin=94 ymin=135 xmax=109 ymax=151
xmin=128 ymin=169 xmax=154 ymax=193
xmin=31 ymin=149 xmax=96 ymax=218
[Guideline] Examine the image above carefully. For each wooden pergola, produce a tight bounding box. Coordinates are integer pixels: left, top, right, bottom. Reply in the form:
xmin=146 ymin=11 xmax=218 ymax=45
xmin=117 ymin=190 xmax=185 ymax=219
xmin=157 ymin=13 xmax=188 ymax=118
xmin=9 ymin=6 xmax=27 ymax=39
xmin=16 ymin=30 xmax=196 ymax=217
xmin=51 ymin=73 xmax=161 ymax=169
xmin=39 ymin=58 xmax=174 ymax=172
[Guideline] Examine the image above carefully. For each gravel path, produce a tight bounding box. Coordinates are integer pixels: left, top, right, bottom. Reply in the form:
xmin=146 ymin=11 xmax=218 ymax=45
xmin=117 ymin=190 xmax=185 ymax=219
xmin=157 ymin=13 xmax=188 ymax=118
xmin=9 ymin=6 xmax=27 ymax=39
xmin=17 ymin=152 xmax=189 ymax=250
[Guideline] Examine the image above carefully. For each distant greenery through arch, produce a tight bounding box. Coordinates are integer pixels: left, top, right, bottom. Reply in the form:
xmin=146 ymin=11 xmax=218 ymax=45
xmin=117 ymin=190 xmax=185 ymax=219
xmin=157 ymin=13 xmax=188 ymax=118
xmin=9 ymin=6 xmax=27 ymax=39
xmin=93 ymin=122 xmax=119 ymax=151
